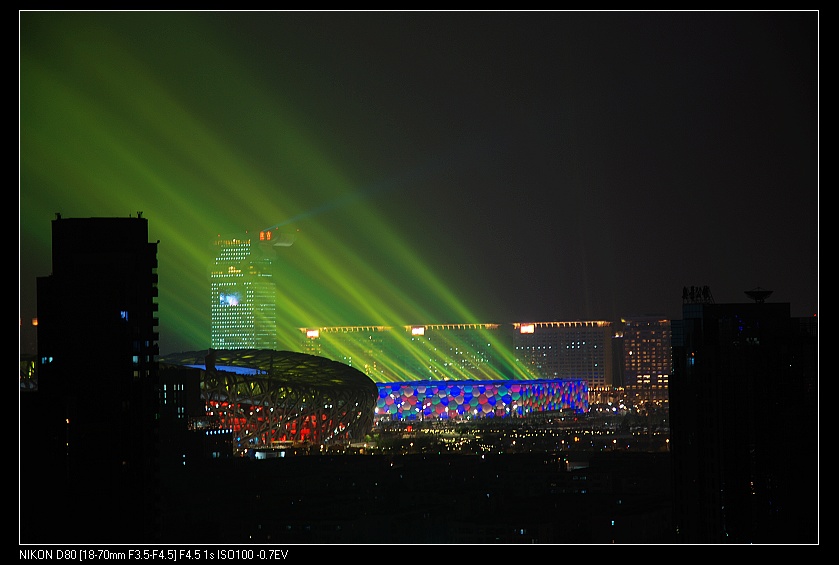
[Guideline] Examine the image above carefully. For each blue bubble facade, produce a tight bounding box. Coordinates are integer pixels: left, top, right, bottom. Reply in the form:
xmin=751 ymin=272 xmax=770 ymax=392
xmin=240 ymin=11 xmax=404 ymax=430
xmin=375 ymin=379 xmax=588 ymax=421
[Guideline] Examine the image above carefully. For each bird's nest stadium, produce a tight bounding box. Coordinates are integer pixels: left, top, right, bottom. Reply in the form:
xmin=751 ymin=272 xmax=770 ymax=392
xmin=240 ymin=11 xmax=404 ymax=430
xmin=161 ymin=349 xmax=379 ymax=453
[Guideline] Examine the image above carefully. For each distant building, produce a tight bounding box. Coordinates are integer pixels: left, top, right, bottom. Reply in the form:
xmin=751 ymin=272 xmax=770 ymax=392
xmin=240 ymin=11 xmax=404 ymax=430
xmin=209 ymin=228 xmax=295 ymax=350
xmin=301 ymin=323 xmax=536 ymax=382
xmin=670 ymin=288 xmax=818 ymax=543
xmin=204 ymin=227 xmax=675 ymax=418
xmin=26 ymin=214 xmax=161 ymax=544
xmin=158 ymin=363 xmax=232 ymax=464
xmin=300 ymin=324 xmax=404 ymax=381
xmin=510 ymin=321 xmax=616 ymax=401
xmin=619 ymin=316 xmax=672 ymax=403
xmin=299 ymin=320 xmax=628 ymax=398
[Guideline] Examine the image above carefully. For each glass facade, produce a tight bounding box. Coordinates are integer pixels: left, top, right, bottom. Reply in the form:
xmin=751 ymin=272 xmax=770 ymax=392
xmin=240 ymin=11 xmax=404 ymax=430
xmin=210 ymin=232 xmax=284 ymax=350
xmin=375 ymin=379 xmax=589 ymax=422
xmin=511 ymin=321 xmax=614 ymax=388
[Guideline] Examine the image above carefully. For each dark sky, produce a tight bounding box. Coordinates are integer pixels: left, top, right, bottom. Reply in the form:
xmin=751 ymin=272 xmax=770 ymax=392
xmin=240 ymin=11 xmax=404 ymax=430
xmin=19 ymin=10 xmax=819 ymax=356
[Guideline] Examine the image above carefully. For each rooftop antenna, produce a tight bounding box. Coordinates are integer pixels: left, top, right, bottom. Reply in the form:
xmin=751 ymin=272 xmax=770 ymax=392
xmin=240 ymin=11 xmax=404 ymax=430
xmin=744 ymin=287 xmax=773 ymax=303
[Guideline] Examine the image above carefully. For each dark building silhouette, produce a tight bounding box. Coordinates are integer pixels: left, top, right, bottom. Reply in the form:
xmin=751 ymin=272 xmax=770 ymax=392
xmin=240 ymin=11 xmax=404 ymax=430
xmin=22 ymin=214 xmax=161 ymax=544
xmin=670 ymin=288 xmax=818 ymax=543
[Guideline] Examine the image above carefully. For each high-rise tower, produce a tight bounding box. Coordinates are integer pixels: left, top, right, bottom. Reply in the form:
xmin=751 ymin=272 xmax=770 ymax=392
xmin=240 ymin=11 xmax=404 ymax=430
xmin=670 ymin=287 xmax=818 ymax=543
xmin=209 ymin=228 xmax=295 ymax=350
xmin=29 ymin=214 xmax=160 ymax=543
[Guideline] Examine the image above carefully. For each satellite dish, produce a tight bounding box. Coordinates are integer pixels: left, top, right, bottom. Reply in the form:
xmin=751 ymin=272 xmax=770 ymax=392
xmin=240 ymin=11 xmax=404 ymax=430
xmin=744 ymin=287 xmax=773 ymax=303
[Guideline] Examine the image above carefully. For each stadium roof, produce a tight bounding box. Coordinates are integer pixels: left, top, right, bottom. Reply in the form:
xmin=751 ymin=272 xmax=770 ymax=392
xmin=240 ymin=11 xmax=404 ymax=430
xmin=160 ymin=348 xmax=377 ymax=393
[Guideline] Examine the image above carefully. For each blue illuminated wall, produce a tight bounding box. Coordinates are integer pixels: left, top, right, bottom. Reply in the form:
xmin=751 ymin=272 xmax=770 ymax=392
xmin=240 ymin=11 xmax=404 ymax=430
xmin=375 ymin=379 xmax=588 ymax=421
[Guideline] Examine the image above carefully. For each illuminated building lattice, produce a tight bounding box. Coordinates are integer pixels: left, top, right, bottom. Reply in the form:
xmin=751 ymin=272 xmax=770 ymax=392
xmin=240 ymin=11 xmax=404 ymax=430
xmin=375 ymin=379 xmax=588 ymax=422
xmin=164 ymin=349 xmax=378 ymax=454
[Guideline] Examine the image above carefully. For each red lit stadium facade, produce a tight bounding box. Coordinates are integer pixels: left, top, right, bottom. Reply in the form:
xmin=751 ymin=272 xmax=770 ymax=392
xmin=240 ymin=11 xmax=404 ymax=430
xmin=162 ymin=349 xmax=378 ymax=455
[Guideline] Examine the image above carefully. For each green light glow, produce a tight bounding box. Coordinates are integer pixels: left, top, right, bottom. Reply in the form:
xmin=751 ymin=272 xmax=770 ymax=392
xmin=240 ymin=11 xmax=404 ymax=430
xmin=20 ymin=12 xmax=539 ymax=380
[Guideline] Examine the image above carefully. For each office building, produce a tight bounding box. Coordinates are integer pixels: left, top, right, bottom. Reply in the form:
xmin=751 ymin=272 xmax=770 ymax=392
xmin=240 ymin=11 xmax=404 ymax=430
xmin=510 ymin=321 xmax=616 ymax=401
xmin=301 ymin=323 xmax=540 ymax=382
xmin=619 ymin=316 xmax=672 ymax=403
xmin=209 ymin=228 xmax=295 ymax=350
xmin=27 ymin=214 xmax=161 ymax=543
xmin=670 ymin=287 xmax=818 ymax=543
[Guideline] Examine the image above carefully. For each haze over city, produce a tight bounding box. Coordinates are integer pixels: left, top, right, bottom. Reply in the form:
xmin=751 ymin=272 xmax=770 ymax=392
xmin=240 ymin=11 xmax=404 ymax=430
xmin=19 ymin=10 xmax=818 ymax=356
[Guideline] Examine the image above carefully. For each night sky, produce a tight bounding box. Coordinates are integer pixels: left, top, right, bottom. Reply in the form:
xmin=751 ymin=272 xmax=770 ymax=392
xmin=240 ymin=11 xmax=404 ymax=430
xmin=19 ymin=11 xmax=818 ymax=356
